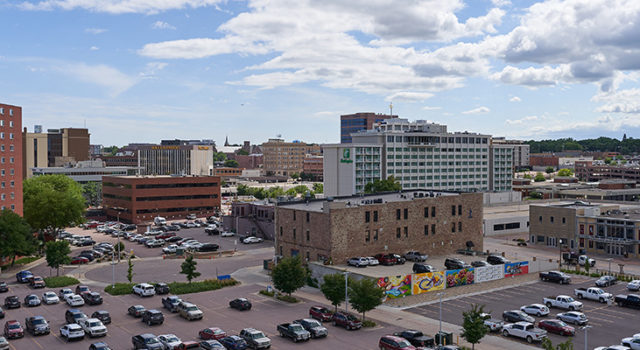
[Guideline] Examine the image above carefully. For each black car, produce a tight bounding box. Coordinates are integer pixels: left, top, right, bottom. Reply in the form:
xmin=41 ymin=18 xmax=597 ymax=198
xmin=132 ymin=333 xmax=163 ymax=350
xmin=471 ymin=261 xmax=490 ymax=267
xmin=487 ymin=255 xmax=511 ymax=265
xmin=79 ymin=239 xmax=96 ymax=246
xmin=25 ymin=316 xmax=50 ymax=335
xmin=128 ymin=305 xmax=146 ymax=318
xmin=444 ymin=258 xmax=470 ymax=270
xmin=141 ymin=310 xmax=164 ymax=326
xmin=82 ymin=292 xmax=103 ymax=305
xmin=80 ymin=250 xmax=96 ymax=259
xmin=4 ymin=296 xmax=20 ymax=309
xmin=229 ymin=298 xmax=252 ymax=311
xmin=391 ymin=254 xmax=406 ymax=265
xmin=412 ymin=263 xmax=436 ymax=273
xmin=91 ymin=311 xmax=111 ymax=325
xmin=195 ymin=243 xmax=219 ymax=252
xmin=595 ymin=275 xmax=618 ymax=287
xmin=89 ymin=342 xmax=112 ymax=350
xmin=502 ymin=310 xmax=534 ymax=323
xmin=65 ymin=309 xmax=87 ymax=324
xmin=165 ymin=236 xmax=182 ymax=243
xmin=162 ymin=296 xmax=182 ymax=312
xmin=0 ymin=282 xmax=8 ymax=293
xmin=154 ymin=283 xmax=169 ymax=295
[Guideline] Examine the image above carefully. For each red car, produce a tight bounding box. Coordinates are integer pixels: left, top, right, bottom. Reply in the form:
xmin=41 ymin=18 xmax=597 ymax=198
xmin=331 ymin=312 xmax=362 ymax=330
xmin=71 ymin=256 xmax=89 ymax=265
xmin=309 ymin=306 xmax=333 ymax=322
xmin=379 ymin=335 xmax=417 ymax=350
xmin=177 ymin=341 xmax=200 ymax=350
xmin=157 ymin=232 xmax=176 ymax=240
xmin=374 ymin=254 xmax=398 ymax=266
xmin=29 ymin=276 xmax=45 ymax=289
xmin=4 ymin=320 xmax=24 ymax=339
xmin=538 ymin=319 xmax=575 ymax=336
xmin=199 ymin=327 xmax=226 ymax=340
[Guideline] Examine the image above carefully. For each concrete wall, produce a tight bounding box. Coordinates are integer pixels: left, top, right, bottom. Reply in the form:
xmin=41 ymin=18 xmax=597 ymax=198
xmin=483 ymin=215 xmax=529 ymax=236
xmin=483 ymin=191 xmax=522 ymax=205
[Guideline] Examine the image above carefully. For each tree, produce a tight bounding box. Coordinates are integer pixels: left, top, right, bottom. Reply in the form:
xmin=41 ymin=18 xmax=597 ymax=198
xmin=290 ymin=172 xmax=300 ymax=180
xmin=529 ymin=191 xmax=543 ymax=199
xmin=348 ymin=278 xmax=384 ymax=322
xmin=604 ymin=157 xmax=612 ymax=164
xmin=541 ymin=337 xmax=574 ymax=350
xmin=534 ymin=173 xmax=546 ymax=182
xmin=312 ymin=183 xmax=323 ymax=194
xmin=272 ymin=256 xmax=306 ymax=296
xmin=0 ymin=210 xmax=37 ymax=266
xmin=224 ymin=159 xmax=239 ymax=168
xmin=23 ymin=175 xmax=85 ymax=243
xmin=320 ymin=273 xmax=346 ymax=313
xmin=364 ymin=176 xmax=402 ymax=194
xmin=180 ymin=255 xmax=201 ymax=284
xmin=102 ymin=145 xmax=119 ymax=156
xmin=523 ymin=174 xmax=532 ymax=179
xmin=45 ymin=240 xmax=71 ymax=276
xmin=127 ymin=256 xmax=134 ymax=283
xmin=461 ymin=304 xmax=488 ymax=350
xmin=557 ymin=168 xmax=573 ymax=177
xmin=82 ymin=182 xmax=102 ymax=207
xmin=545 ymin=166 xmax=555 ymax=174
xmin=213 ymin=152 xmax=227 ymax=162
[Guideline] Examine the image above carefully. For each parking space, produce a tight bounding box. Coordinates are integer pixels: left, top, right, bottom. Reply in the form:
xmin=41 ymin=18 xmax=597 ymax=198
xmin=408 ymin=275 xmax=640 ymax=349
xmin=0 ymin=278 xmax=401 ymax=349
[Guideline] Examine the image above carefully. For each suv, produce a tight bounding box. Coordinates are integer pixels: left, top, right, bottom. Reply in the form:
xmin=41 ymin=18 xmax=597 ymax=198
xmin=487 ymin=255 xmax=511 ymax=265
xmin=142 ymin=310 xmax=164 ymax=326
xmin=379 ymin=335 xmax=416 ymax=350
xmin=374 ymin=254 xmax=397 ymax=266
xmin=65 ymin=309 xmax=88 ymax=324
xmin=444 ymin=258 xmax=470 ymax=270
xmin=83 ymin=292 xmax=103 ymax=305
xmin=412 ymin=263 xmax=436 ymax=273
xmin=91 ymin=311 xmax=111 ymax=325
xmin=4 ymin=320 xmax=23 ymax=339
xmin=132 ymin=334 xmax=163 ymax=350
xmin=3 ymin=296 xmax=19 ymax=309
xmin=15 ymin=271 xmax=33 ymax=283
xmin=239 ymin=328 xmax=271 ymax=349
xmin=178 ymin=302 xmax=203 ymax=321
xmin=25 ymin=316 xmax=50 ymax=336
xmin=154 ymin=283 xmax=170 ymax=295
xmin=294 ymin=318 xmax=328 ymax=338
xmin=79 ymin=318 xmax=107 ymax=338
xmin=29 ymin=276 xmax=45 ymax=289
xmin=347 ymin=257 xmax=369 ymax=267
xmin=229 ymin=298 xmax=252 ymax=311
xmin=133 ymin=283 xmax=156 ymax=297
xmin=309 ymin=306 xmax=333 ymax=322
xmin=331 ymin=312 xmax=362 ymax=330
xmin=162 ymin=296 xmax=182 ymax=312
xmin=404 ymin=251 xmax=428 ymax=262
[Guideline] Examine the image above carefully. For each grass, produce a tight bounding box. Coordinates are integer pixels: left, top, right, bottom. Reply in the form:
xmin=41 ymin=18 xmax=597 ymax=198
xmin=362 ymin=320 xmax=376 ymax=328
xmin=104 ymin=279 xmax=239 ymax=296
xmin=104 ymin=283 xmax=135 ymax=295
xmin=0 ymin=256 xmax=41 ymax=271
xmin=44 ymin=276 xmax=80 ymax=288
xmin=259 ymin=289 xmax=274 ymax=297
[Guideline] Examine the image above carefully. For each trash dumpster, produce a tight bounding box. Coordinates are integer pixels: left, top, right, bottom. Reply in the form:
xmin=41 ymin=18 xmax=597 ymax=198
xmin=176 ymin=247 xmax=184 ymax=256
xmin=435 ymin=331 xmax=453 ymax=345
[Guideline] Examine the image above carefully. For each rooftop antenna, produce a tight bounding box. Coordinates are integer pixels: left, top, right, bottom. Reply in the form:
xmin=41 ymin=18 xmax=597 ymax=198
xmin=84 ymin=119 xmax=86 ymax=128
xmin=389 ymin=102 xmax=393 ymax=116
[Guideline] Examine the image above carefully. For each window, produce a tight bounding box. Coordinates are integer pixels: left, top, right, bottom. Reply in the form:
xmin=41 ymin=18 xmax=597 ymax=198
xmin=279 ymin=246 xmax=283 ymax=256
xmin=458 ymin=222 xmax=462 ymax=232
xmin=396 ymin=227 xmax=401 ymax=238
xmin=431 ymin=206 xmax=436 ymax=217
xmin=9 ymin=193 xmax=13 ymax=200
xmin=451 ymin=222 xmax=456 ymax=233
xmin=0 ymin=182 xmax=3 ymax=188
xmin=8 ymin=121 xmax=12 ymax=127
xmin=562 ymin=217 xmax=566 ymax=224
xmin=0 ymin=120 xmax=3 ymax=126
xmin=8 ymin=145 xmax=12 ymax=151
xmin=396 ymin=209 xmax=401 ymax=220
xmin=279 ymin=227 xmax=283 ymax=236
xmin=0 ymin=132 xmax=4 ymax=139
xmin=431 ymin=224 xmax=436 ymax=235
xmin=365 ymin=211 xmax=370 ymax=223
xmin=306 ymin=212 xmax=310 ymax=222
xmin=365 ymin=230 xmax=370 ymax=242
xmin=404 ymin=208 xmax=408 ymax=219
xmin=424 ymin=207 xmax=429 ymax=218
xmin=0 ymin=194 xmax=4 ymax=200
xmin=550 ymin=216 xmax=554 ymax=223
xmin=9 ymin=157 xmax=13 ymax=164
xmin=451 ymin=205 xmax=456 ymax=216
xmin=8 ymin=109 xmax=12 ymax=116
xmin=306 ymin=251 xmax=310 ymax=261
xmin=293 ymin=228 xmax=296 ymax=239
xmin=9 ymin=133 xmax=13 ymax=140
xmin=293 ymin=211 xmax=296 ymax=220
xmin=458 ymin=205 xmax=462 ymax=216
xmin=306 ymin=230 xmax=309 ymax=241
xmin=424 ymin=225 xmax=429 ymax=235
xmin=373 ymin=229 xmax=378 ymax=241
xmin=539 ymin=216 xmax=542 ymax=223
xmin=0 ymin=170 xmax=4 ymax=176
xmin=373 ymin=211 xmax=378 ymax=222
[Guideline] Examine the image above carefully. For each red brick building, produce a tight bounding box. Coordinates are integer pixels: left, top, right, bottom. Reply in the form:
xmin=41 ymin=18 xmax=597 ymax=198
xmin=232 ymin=154 xmax=263 ymax=170
xmin=0 ymin=103 xmax=22 ymax=215
xmin=102 ymin=175 xmax=221 ymax=224
xmin=575 ymin=161 xmax=640 ymax=182
xmin=530 ymin=153 xmax=559 ymax=167
xmin=302 ymin=155 xmax=323 ymax=181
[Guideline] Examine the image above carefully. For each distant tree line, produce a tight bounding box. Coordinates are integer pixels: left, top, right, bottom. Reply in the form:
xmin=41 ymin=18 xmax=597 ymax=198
xmin=527 ymin=135 xmax=640 ymax=155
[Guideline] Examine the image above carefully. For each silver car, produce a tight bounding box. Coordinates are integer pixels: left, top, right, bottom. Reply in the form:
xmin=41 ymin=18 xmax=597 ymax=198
xmin=556 ymin=311 xmax=588 ymax=325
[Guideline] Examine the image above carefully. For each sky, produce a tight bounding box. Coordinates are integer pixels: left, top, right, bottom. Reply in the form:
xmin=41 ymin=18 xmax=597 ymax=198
xmin=1 ymin=0 xmax=640 ymax=147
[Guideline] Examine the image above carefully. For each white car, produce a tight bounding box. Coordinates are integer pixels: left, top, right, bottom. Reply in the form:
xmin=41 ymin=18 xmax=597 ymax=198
xmin=221 ymin=231 xmax=235 ymax=237
xmin=595 ymin=346 xmax=632 ymax=350
xmin=622 ymin=335 xmax=640 ymax=349
xmin=59 ymin=288 xmax=74 ymax=299
xmin=520 ymin=304 xmax=550 ymax=317
xmin=60 ymin=323 xmax=85 ymax=341
xmin=42 ymin=291 xmax=59 ymax=304
xmin=628 ymin=280 xmax=640 ymax=291
xmin=163 ymin=244 xmax=178 ymax=254
xmin=366 ymin=257 xmax=379 ymax=266
xmin=243 ymin=236 xmax=263 ymax=244
xmin=79 ymin=318 xmax=107 ymax=338
xmin=66 ymin=294 xmax=85 ymax=307
xmin=158 ymin=334 xmax=182 ymax=349
xmin=0 ymin=336 xmax=9 ymax=350
xmin=347 ymin=257 xmax=369 ymax=267
xmin=133 ymin=283 xmax=156 ymax=297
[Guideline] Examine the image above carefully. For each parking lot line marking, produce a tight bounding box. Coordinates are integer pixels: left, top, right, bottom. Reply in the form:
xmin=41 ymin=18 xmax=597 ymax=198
xmin=31 ymin=338 xmax=44 ymax=349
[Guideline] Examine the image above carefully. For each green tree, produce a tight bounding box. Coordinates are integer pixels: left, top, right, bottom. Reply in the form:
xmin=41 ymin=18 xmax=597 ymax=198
xmin=348 ymin=278 xmax=384 ymax=322
xmin=461 ymin=304 xmax=488 ymax=350
xmin=529 ymin=191 xmax=543 ymax=199
xmin=541 ymin=337 xmax=574 ymax=350
xmin=523 ymin=174 xmax=532 ymax=179
xmin=180 ymin=255 xmax=201 ymax=284
xmin=534 ymin=173 xmax=546 ymax=182
xmin=82 ymin=182 xmax=102 ymax=207
xmin=364 ymin=176 xmax=402 ymax=194
xmin=213 ymin=152 xmax=227 ymax=162
xmin=224 ymin=159 xmax=239 ymax=168
xmin=312 ymin=183 xmax=323 ymax=194
xmin=103 ymin=145 xmax=119 ymax=156
xmin=557 ymin=168 xmax=573 ymax=177
xmin=285 ymin=188 xmax=297 ymax=196
xmin=237 ymin=184 xmax=249 ymax=196
xmin=0 ymin=210 xmax=37 ymax=266
xmin=320 ymin=273 xmax=346 ymax=313
xmin=545 ymin=166 xmax=555 ymax=174
xmin=127 ymin=256 xmax=134 ymax=283
xmin=290 ymin=172 xmax=300 ymax=180
xmin=272 ymin=256 xmax=306 ymax=296
xmin=23 ymin=175 xmax=85 ymax=243
xmin=604 ymin=157 xmax=612 ymax=164
xmin=45 ymin=240 xmax=71 ymax=276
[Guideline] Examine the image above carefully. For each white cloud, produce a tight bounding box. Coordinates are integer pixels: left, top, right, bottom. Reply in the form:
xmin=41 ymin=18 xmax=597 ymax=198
xmin=85 ymin=27 xmax=106 ymax=34
xmin=490 ymin=65 xmax=569 ymax=86
xmin=505 ymin=115 xmax=538 ymax=125
xmin=593 ymin=88 xmax=640 ymax=114
xmin=385 ymin=92 xmax=433 ymax=102
xmin=90 ymin=46 xmax=99 ymax=51
xmin=422 ymin=106 xmax=442 ymax=111
xmin=19 ymin=0 xmax=223 ymax=14
xmin=462 ymin=106 xmax=490 ymax=114
xmin=491 ymin=0 xmax=511 ymax=6
xmin=509 ymin=96 xmax=521 ymax=102
xmin=55 ymin=63 xmax=138 ymax=96
xmin=152 ymin=21 xmax=176 ymax=30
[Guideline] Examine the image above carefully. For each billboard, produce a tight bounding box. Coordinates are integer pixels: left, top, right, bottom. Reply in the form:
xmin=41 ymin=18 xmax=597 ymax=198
xmin=445 ymin=268 xmax=475 ymax=288
xmin=412 ymin=272 xmax=446 ymax=295
xmin=377 ymin=275 xmax=412 ymax=300
xmin=475 ymin=265 xmax=505 ymax=283
xmin=505 ymin=261 xmax=529 ymax=277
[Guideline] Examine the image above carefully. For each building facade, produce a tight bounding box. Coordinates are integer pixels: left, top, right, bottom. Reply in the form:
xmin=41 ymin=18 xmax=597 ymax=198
xmin=222 ymin=201 xmax=275 ymax=240
xmin=137 ymin=145 xmax=214 ymax=176
xmin=489 ymin=143 xmax=514 ymax=192
xmin=0 ymin=104 xmax=22 ymax=215
xmin=261 ymin=139 xmax=318 ymax=176
xmin=340 ymin=112 xmax=398 ymax=143
xmin=323 ymin=144 xmax=382 ymax=196
xmin=492 ymin=138 xmax=530 ymax=169
xmin=102 ymin=175 xmax=221 ymax=224
xmin=274 ymin=190 xmax=483 ymax=263
xmin=214 ymin=167 xmax=245 ymax=178
xmin=22 ymin=129 xmax=48 ymax=178
xmin=575 ymin=161 xmax=640 ymax=182
xmin=31 ymin=160 xmax=138 ymax=184
xmin=302 ymin=155 xmax=323 ymax=181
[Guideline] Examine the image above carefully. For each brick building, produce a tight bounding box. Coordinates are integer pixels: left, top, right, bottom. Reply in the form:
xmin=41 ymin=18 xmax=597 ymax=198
xmin=261 ymin=139 xmax=320 ymax=176
xmin=575 ymin=161 xmax=640 ymax=182
xmin=101 ymin=154 xmax=139 ymax=167
xmin=232 ymin=154 xmax=263 ymax=170
xmin=530 ymin=153 xmax=559 ymax=168
xmin=214 ymin=167 xmax=245 ymax=178
xmin=0 ymin=103 xmax=22 ymax=215
xmin=302 ymin=155 xmax=323 ymax=181
xmin=274 ymin=190 xmax=483 ymax=263
xmin=102 ymin=175 xmax=221 ymax=224
xmin=340 ymin=112 xmax=398 ymax=143
xmin=222 ymin=201 xmax=275 ymax=240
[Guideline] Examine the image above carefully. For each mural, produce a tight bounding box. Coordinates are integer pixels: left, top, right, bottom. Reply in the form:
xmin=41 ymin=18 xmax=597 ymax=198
xmin=377 ymin=275 xmax=412 ymax=299
xmin=412 ymin=272 xmax=446 ymax=295
xmin=475 ymin=265 xmax=504 ymax=283
xmin=505 ymin=261 xmax=529 ymax=277
xmin=445 ymin=268 xmax=475 ymax=288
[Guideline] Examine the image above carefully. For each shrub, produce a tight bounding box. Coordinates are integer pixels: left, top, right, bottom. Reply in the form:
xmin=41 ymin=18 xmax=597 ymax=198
xmin=259 ymin=289 xmax=275 ymax=297
xmin=590 ymin=273 xmax=601 ymax=278
xmin=362 ymin=320 xmax=376 ymax=328
xmin=168 ymin=278 xmax=238 ymax=295
xmin=276 ymin=294 xmax=299 ymax=303
xmin=44 ymin=276 xmax=79 ymax=288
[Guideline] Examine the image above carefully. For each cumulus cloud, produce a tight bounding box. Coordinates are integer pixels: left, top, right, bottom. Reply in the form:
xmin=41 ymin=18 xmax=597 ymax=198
xmin=422 ymin=106 xmax=442 ymax=111
xmin=152 ymin=21 xmax=176 ymax=30
xmin=18 ymin=0 xmax=223 ymax=14
xmin=509 ymin=96 xmax=521 ymax=102
xmin=55 ymin=63 xmax=137 ymax=96
xmin=505 ymin=115 xmax=538 ymax=125
xmin=462 ymin=106 xmax=490 ymax=114
xmin=593 ymin=88 xmax=640 ymax=114
xmin=90 ymin=46 xmax=99 ymax=51
xmin=385 ymin=92 xmax=433 ymax=102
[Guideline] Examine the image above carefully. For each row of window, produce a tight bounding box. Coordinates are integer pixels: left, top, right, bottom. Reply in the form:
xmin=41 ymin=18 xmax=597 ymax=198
xmin=0 ymin=108 xmax=14 ymax=116
xmin=0 ymin=157 xmax=15 ymax=164
xmin=538 ymin=215 xmax=567 ymax=224
xmin=386 ymin=136 xmax=489 ymax=144
xmin=0 ymin=133 xmax=14 ymax=140
xmin=0 ymin=205 xmax=15 ymax=211
xmin=0 ymin=193 xmax=15 ymax=200
xmin=0 ymin=144 xmax=15 ymax=152
xmin=0 ymin=181 xmax=15 ymax=188
xmin=0 ymin=169 xmax=15 ymax=176
xmin=135 ymin=206 xmax=215 ymax=214
xmin=387 ymin=147 xmax=488 ymax=152
xmin=0 ymin=120 xmax=14 ymax=127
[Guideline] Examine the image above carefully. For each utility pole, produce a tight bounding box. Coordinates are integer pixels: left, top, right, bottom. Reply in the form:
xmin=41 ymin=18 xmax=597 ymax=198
xmin=437 ymin=291 xmax=445 ymax=346
xmin=582 ymin=325 xmax=592 ymax=350
xmin=344 ymin=271 xmax=349 ymax=313
xmin=116 ymin=210 xmax=122 ymax=263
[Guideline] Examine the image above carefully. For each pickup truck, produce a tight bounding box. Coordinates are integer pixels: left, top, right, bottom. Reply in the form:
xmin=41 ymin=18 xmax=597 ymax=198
xmin=543 ymin=295 xmax=583 ymax=311
xmin=561 ymin=252 xmax=595 ymax=266
xmin=79 ymin=318 xmax=107 ymax=338
xmin=276 ymin=323 xmax=310 ymax=342
xmin=502 ymin=322 xmax=547 ymax=344
xmin=574 ymin=287 xmax=613 ymax=303
xmin=480 ymin=313 xmax=504 ymax=332
xmin=614 ymin=294 xmax=640 ymax=308
xmin=539 ymin=271 xmax=571 ymax=284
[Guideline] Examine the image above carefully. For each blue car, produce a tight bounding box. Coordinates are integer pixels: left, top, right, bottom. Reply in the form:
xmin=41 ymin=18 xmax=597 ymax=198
xmin=16 ymin=271 xmax=33 ymax=283
xmin=219 ymin=336 xmax=248 ymax=350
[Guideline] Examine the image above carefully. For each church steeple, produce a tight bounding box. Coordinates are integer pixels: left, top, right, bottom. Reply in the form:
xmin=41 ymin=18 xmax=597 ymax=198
xmin=224 ymin=135 xmax=230 ymax=146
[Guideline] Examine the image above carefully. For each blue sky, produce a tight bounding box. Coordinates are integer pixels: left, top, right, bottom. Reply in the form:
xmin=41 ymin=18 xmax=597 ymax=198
xmin=1 ymin=0 xmax=640 ymax=147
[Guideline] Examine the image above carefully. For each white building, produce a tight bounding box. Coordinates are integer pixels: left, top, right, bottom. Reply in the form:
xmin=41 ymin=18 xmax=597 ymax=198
xmin=323 ymin=144 xmax=382 ymax=196
xmin=31 ymin=160 xmax=139 ymax=184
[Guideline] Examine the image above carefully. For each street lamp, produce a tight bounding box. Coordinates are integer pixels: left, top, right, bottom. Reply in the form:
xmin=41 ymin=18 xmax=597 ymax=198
xmin=116 ymin=209 xmax=122 ymax=263
xmin=607 ymin=258 xmax=613 ymax=275
xmin=344 ymin=271 xmax=349 ymax=313
xmin=111 ymin=251 xmax=116 ymax=288
xmin=437 ymin=291 xmax=445 ymax=346
xmin=581 ymin=325 xmax=592 ymax=350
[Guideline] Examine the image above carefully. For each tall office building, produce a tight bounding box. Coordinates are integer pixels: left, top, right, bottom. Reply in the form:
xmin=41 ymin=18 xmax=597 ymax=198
xmin=324 ymin=119 xmax=513 ymax=197
xmin=0 ymin=103 xmax=22 ymax=215
xmin=340 ymin=112 xmax=397 ymax=143
xmin=492 ymin=137 xmax=530 ymax=169
xmin=22 ymin=127 xmax=91 ymax=177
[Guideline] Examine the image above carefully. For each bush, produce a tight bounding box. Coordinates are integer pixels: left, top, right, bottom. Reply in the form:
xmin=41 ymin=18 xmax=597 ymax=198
xmin=259 ymin=289 xmax=275 ymax=297
xmin=362 ymin=320 xmax=376 ymax=328
xmin=44 ymin=276 xmax=79 ymax=288
xmin=276 ymin=294 xmax=299 ymax=303
xmin=104 ymin=283 xmax=135 ymax=295
xmin=590 ymin=273 xmax=601 ymax=278
xmin=168 ymin=279 xmax=238 ymax=295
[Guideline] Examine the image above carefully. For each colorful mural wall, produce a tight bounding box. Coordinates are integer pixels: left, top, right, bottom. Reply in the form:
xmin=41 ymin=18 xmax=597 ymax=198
xmin=377 ymin=275 xmax=412 ymax=300
xmin=445 ymin=268 xmax=475 ymax=288
xmin=412 ymin=272 xmax=446 ymax=295
xmin=505 ymin=261 xmax=529 ymax=277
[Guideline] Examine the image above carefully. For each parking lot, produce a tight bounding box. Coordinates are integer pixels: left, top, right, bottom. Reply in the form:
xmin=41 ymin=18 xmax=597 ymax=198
xmin=0 ymin=277 xmax=401 ymax=350
xmin=408 ymin=274 xmax=640 ymax=349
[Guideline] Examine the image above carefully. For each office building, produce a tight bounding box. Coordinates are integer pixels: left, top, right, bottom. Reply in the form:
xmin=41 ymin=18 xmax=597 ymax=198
xmin=102 ymin=175 xmax=221 ymax=224
xmin=137 ymin=145 xmax=214 ymax=176
xmin=22 ymin=127 xmax=90 ymax=173
xmin=0 ymin=103 xmax=22 ymax=215
xmin=489 ymin=142 xmax=515 ymax=192
xmin=223 ymin=201 xmax=275 ymax=240
xmin=575 ymin=161 xmax=640 ymax=182
xmin=302 ymin=155 xmax=323 ymax=181
xmin=261 ymin=139 xmax=320 ymax=177
xmin=491 ymin=138 xmax=530 ymax=169
xmin=22 ymin=128 xmax=48 ymax=178
xmin=31 ymin=160 xmax=139 ymax=184
xmin=274 ymin=190 xmax=483 ymax=263
xmin=340 ymin=112 xmax=398 ymax=143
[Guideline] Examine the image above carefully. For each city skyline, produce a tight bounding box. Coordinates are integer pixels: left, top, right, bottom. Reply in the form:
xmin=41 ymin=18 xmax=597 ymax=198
xmin=1 ymin=0 xmax=639 ymax=146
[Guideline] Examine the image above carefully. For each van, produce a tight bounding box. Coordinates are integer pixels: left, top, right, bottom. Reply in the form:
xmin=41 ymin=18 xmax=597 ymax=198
xmin=154 ymin=217 xmax=167 ymax=226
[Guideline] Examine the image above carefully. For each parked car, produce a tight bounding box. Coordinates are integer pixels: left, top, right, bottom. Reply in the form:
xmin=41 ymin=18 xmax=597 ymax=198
xmin=177 ymin=340 xmax=200 ymax=349
xmin=379 ymin=335 xmax=417 ymax=350
xmin=162 ymin=295 xmax=182 ymax=312
xmin=79 ymin=318 xmax=107 ymax=338
xmin=239 ymin=328 xmax=271 ymax=349
xmin=309 ymin=305 xmax=333 ymax=322
xmin=163 ymin=244 xmax=179 ymax=254
xmin=621 ymin=336 xmax=640 ymax=349
xmin=220 ymin=335 xmax=249 ymax=349
xmin=391 ymin=330 xmax=434 ymax=348
xmin=347 ymin=257 xmax=369 ymax=267
xmin=71 ymin=256 xmax=90 ymax=265
xmin=242 ymin=236 xmax=263 ymax=244
xmin=365 ymin=257 xmax=379 ymax=266
xmin=593 ymin=346 xmax=632 ymax=350
xmin=16 ymin=270 xmax=33 ymax=283
xmin=66 ymin=294 xmax=84 ymax=307
xmin=0 ymin=336 xmax=9 ymax=350
xmin=128 ymin=305 xmax=147 ymax=317
xmin=373 ymin=254 xmax=397 ymax=266
xmin=200 ymin=339 xmax=225 ymax=350
xmin=60 ymin=323 xmax=85 ymax=341
xmin=83 ymin=292 xmax=103 ymax=305
xmin=65 ymin=309 xmax=88 ymax=324
xmin=574 ymin=287 xmax=613 ymax=303
xmin=133 ymin=283 xmax=156 ymax=297
xmin=331 ymin=312 xmax=362 ymax=330
xmin=42 ymin=291 xmax=59 ymax=305
xmin=142 ymin=310 xmax=164 ymax=326
xmin=276 ymin=323 xmax=310 ymax=343
xmin=3 ymin=296 xmax=19 ymax=309
xmin=24 ymin=294 xmax=41 ymax=307
xmin=539 ymin=271 xmax=571 ymax=284
xmin=487 ymin=255 xmax=511 ymax=265
xmin=480 ymin=313 xmax=504 ymax=333
xmin=153 ymin=283 xmax=170 ymax=295
xmin=220 ymin=231 xmax=234 ymax=237
xmin=294 ymin=318 xmax=328 ymax=338
xmin=471 ymin=261 xmax=490 ymax=267
xmin=520 ymin=304 xmax=550 ymax=317
xmin=195 ymin=243 xmax=219 ymax=252
xmin=556 ymin=311 xmax=588 ymax=325
xmin=91 ymin=310 xmax=111 ymax=325
xmin=502 ymin=322 xmax=547 ymax=343
xmin=132 ymin=333 xmax=163 ymax=349
xmin=158 ymin=334 xmax=182 ymax=350
xmin=502 ymin=310 xmax=534 ymax=323
xmin=596 ymin=275 xmax=618 ymax=287
xmin=404 ymin=251 xmax=428 ymax=262
xmin=229 ymin=298 xmax=252 ymax=311
xmin=543 ymin=295 xmax=583 ymax=311
xmin=537 ymin=319 xmax=575 ymax=336
xmin=412 ymin=263 xmax=436 ymax=273
xmin=199 ymin=327 xmax=226 ymax=340
xmin=4 ymin=320 xmax=23 ymax=339
xmin=25 ymin=316 xmax=50 ymax=335
xmin=89 ymin=342 xmax=112 ymax=350
xmin=177 ymin=302 xmax=203 ymax=321
xmin=628 ymin=280 xmax=640 ymax=291
xmin=615 ymin=294 xmax=640 ymax=308
xmin=391 ymin=254 xmax=406 ymax=264
xmin=59 ymin=288 xmax=74 ymax=299
xmin=444 ymin=257 xmax=470 ymax=270
xmin=29 ymin=276 xmax=45 ymax=289
xmin=0 ymin=282 xmax=8 ymax=293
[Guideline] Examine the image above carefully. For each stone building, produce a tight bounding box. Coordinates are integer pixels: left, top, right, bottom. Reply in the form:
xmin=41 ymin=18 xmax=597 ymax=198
xmin=274 ymin=190 xmax=483 ymax=263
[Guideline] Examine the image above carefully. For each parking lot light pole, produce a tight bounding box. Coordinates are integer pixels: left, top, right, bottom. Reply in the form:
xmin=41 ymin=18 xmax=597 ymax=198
xmin=116 ymin=210 xmax=122 ymax=263
xmin=344 ymin=271 xmax=349 ymax=313
xmin=437 ymin=291 xmax=445 ymax=346
xmin=607 ymin=258 xmax=612 ymax=275
xmin=111 ymin=251 xmax=115 ymax=288
xmin=582 ymin=325 xmax=592 ymax=350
